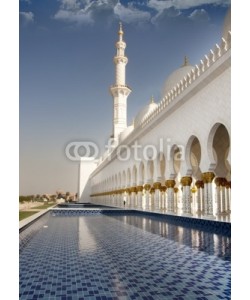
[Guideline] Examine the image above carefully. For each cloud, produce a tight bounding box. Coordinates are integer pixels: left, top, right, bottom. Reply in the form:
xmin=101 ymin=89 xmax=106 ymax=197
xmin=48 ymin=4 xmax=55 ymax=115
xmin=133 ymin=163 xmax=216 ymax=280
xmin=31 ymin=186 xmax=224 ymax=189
xmin=114 ymin=2 xmax=151 ymax=24
xmin=189 ymin=9 xmax=210 ymax=22
xmin=54 ymin=0 xmax=151 ymax=26
xmin=148 ymin=0 xmax=172 ymax=12
xmin=148 ymin=0 xmax=230 ymax=10
xmin=20 ymin=11 xmax=34 ymax=25
xmin=54 ymin=8 xmax=93 ymax=25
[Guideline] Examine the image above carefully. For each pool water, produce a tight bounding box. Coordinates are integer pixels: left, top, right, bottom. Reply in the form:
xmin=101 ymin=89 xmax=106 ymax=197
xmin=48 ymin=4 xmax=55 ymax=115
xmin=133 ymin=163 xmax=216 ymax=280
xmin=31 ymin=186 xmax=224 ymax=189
xmin=19 ymin=211 xmax=231 ymax=300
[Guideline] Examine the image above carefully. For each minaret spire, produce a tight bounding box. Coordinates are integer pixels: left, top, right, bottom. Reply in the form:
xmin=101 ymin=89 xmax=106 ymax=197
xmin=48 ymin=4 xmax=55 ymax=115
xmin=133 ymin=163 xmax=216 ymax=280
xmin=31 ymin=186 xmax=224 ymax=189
xmin=110 ymin=23 xmax=132 ymax=140
xmin=118 ymin=22 xmax=123 ymax=41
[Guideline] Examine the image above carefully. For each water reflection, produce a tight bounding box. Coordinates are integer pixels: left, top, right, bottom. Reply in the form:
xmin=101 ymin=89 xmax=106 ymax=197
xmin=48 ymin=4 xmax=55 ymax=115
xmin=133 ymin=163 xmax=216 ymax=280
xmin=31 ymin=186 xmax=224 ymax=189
xmin=78 ymin=218 xmax=97 ymax=253
xmin=110 ymin=215 xmax=231 ymax=261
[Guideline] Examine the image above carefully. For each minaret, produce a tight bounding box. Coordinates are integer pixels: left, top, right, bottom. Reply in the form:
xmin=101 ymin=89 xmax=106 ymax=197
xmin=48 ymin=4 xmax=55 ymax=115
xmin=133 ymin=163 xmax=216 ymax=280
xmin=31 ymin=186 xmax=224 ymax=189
xmin=110 ymin=22 xmax=132 ymax=140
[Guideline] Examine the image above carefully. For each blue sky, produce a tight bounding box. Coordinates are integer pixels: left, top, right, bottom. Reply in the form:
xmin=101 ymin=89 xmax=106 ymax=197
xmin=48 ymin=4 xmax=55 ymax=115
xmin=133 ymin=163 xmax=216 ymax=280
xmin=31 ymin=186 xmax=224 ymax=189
xmin=19 ymin=0 xmax=230 ymax=195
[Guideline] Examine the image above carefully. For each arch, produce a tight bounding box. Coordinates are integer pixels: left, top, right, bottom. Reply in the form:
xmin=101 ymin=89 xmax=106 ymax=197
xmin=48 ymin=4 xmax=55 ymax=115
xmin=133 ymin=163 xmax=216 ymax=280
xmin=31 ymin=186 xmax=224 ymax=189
xmin=132 ymin=165 xmax=138 ymax=186
xmin=185 ymin=135 xmax=202 ymax=179
xmin=138 ymin=161 xmax=145 ymax=185
xmin=207 ymin=123 xmax=230 ymax=177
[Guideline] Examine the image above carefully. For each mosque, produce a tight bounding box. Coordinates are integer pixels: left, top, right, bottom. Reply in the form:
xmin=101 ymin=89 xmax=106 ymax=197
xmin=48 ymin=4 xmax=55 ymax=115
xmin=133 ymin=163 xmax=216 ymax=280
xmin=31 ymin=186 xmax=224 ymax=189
xmin=78 ymin=10 xmax=231 ymax=220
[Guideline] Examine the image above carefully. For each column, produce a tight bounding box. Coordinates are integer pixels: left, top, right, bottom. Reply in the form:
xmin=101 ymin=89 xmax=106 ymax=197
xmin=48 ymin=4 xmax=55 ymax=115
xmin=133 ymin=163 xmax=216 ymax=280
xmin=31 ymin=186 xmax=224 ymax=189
xmin=174 ymin=187 xmax=179 ymax=213
xmin=126 ymin=188 xmax=131 ymax=208
xmin=153 ymin=182 xmax=162 ymax=212
xmin=137 ymin=186 xmax=143 ymax=210
xmin=181 ymin=176 xmax=192 ymax=215
xmin=225 ymin=181 xmax=231 ymax=214
xmin=165 ymin=180 xmax=175 ymax=213
xmin=220 ymin=178 xmax=227 ymax=214
xmin=130 ymin=187 xmax=137 ymax=209
xmin=160 ymin=186 xmax=167 ymax=211
xmin=202 ymin=172 xmax=215 ymax=218
xmin=144 ymin=184 xmax=151 ymax=210
xmin=195 ymin=180 xmax=204 ymax=214
xmin=191 ymin=186 xmax=197 ymax=215
xmin=215 ymin=177 xmax=222 ymax=215
xmin=150 ymin=188 xmax=155 ymax=211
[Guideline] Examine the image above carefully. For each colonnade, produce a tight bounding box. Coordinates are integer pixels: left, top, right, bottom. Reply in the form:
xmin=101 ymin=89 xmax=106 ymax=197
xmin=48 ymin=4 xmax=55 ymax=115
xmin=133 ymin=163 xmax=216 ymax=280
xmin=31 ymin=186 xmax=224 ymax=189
xmin=91 ymin=172 xmax=231 ymax=219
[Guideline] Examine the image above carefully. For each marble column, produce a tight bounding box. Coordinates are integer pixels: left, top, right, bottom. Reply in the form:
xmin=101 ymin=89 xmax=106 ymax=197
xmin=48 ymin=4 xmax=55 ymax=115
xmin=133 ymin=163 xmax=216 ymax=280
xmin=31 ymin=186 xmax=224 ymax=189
xmin=150 ymin=187 xmax=155 ymax=211
xmin=225 ymin=181 xmax=231 ymax=214
xmin=144 ymin=184 xmax=151 ymax=211
xmin=181 ymin=176 xmax=192 ymax=215
xmin=174 ymin=187 xmax=179 ymax=213
xmin=153 ymin=182 xmax=162 ymax=212
xmin=160 ymin=186 xmax=167 ymax=211
xmin=202 ymin=172 xmax=215 ymax=218
xmin=165 ymin=180 xmax=175 ymax=213
xmin=220 ymin=178 xmax=227 ymax=214
xmin=130 ymin=187 xmax=137 ymax=209
xmin=137 ymin=186 xmax=143 ymax=210
xmin=195 ymin=180 xmax=204 ymax=214
xmin=215 ymin=177 xmax=222 ymax=215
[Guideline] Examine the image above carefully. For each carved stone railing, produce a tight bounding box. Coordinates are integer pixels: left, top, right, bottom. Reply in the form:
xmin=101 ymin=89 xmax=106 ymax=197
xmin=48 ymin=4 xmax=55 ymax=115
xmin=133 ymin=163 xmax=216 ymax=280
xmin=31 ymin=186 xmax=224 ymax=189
xmin=140 ymin=31 xmax=231 ymax=129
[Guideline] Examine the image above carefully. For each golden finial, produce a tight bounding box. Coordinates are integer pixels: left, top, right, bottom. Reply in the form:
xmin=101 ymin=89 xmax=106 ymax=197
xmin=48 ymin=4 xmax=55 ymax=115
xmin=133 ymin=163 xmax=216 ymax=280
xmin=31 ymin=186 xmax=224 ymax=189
xmin=150 ymin=95 xmax=154 ymax=104
xmin=119 ymin=22 xmax=123 ymax=35
xmin=183 ymin=56 xmax=189 ymax=66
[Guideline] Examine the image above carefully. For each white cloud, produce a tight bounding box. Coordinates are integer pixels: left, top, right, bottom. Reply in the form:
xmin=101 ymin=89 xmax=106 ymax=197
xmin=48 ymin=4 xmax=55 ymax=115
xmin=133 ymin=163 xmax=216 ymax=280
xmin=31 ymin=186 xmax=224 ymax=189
xmin=54 ymin=0 xmax=151 ymax=26
xmin=114 ymin=2 xmax=151 ymax=24
xmin=148 ymin=0 xmax=230 ymax=11
xmin=20 ymin=11 xmax=34 ymax=25
xmin=151 ymin=6 xmax=181 ymax=25
xmin=148 ymin=0 xmax=172 ymax=12
xmin=54 ymin=9 xmax=93 ymax=25
xmin=189 ymin=9 xmax=210 ymax=22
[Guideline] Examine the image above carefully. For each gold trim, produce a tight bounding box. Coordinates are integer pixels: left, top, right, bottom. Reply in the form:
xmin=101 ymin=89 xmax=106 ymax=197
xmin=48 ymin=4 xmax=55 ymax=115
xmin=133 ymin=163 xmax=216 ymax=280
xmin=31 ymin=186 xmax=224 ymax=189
xmin=153 ymin=182 xmax=162 ymax=189
xmin=137 ymin=186 xmax=144 ymax=192
xmin=202 ymin=172 xmax=215 ymax=183
xmin=181 ymin=176 xmax=192 ymax=186
xmin=144 ymin=184 xmax=151 ymax=191
xmin=165 ymin=180 xmax=175 ymax=188
xmin=195 ymin=180 xmax=204 ymax=189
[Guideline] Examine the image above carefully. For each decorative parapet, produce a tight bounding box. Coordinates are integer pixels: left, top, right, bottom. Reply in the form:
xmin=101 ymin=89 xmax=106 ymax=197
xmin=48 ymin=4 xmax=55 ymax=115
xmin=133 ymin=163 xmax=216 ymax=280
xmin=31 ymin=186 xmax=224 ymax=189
xmin=90 ymin=31 xmax=231 ymax=178
xmin=140 ymin=31 xmax=231 ymax=129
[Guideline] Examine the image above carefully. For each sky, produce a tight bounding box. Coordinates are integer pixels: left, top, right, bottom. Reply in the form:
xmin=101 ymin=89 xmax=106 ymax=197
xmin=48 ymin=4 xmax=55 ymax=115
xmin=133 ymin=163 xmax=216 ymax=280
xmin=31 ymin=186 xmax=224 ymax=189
xmin=19 ymin=0 xmax=230 ymax=196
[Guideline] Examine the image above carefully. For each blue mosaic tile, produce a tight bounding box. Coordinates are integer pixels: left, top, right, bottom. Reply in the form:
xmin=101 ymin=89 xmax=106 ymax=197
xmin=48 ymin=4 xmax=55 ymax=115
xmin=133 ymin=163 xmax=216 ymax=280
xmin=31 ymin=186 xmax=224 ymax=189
xmin=20 ymin=212 xmax=231 ymax=299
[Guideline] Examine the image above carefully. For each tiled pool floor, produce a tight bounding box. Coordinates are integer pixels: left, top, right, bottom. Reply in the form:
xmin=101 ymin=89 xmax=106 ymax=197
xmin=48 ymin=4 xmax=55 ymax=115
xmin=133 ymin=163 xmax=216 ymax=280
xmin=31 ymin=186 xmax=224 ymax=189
xmin=19 ymin=213 xmax=230 ymax=300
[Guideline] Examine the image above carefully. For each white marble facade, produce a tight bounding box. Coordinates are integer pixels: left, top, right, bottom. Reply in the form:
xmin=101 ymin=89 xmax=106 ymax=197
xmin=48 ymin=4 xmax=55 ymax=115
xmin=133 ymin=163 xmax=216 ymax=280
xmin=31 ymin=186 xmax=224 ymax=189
xmin=78 ymin=11 xmax=231 ymax=220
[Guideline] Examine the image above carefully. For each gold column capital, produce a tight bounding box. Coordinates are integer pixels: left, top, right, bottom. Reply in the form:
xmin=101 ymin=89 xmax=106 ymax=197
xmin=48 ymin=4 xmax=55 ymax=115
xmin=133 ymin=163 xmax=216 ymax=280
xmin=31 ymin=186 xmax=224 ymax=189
xmin=181 ymin=176 xmax=192 ymax=186
xmin=150 ymin=187 xmax=155 ymax=194
xmin=130 ymin=187 xmax=137 ymax=193
xmin=225 ymin=181 xmax=231 ymax=189
xmin=195 ymin=180 xmax=204 ymax=189
xmin=153 ymin=182 xmax=162 ymax=189
xmin=165 ymin=180 xmax=175 ymax=188
xmin=137 ymin=185 xmax=144 ymax=192
xmin=174 ymin=187 xmax=179 ymax=193
xmin=160 ymin=186 xmax=167 ymax=192
xmin=215 ymin=177 xmax=225 ymax=186
xmin=144 ymin=184 xmax=151 ymax=191
xmin=202 ymin=172 xmax=215 ymax=183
